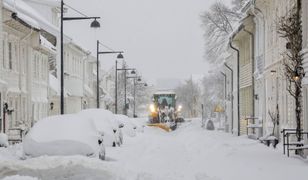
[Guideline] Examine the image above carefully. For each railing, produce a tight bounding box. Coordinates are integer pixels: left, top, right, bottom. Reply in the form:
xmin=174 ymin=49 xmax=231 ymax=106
xmin=281 ymin=128 xmax=308 ymax=157
xmin=8 ymin=128 xmax=25 ymax=144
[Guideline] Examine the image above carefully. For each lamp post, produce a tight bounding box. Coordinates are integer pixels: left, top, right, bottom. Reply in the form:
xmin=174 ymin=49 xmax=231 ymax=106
xmin=133 ymin=81 xmax=147 ymax=118
xmin=126 ymin=76 xmax=144 ymax=117
xmin=116 ymin=66 xmax=136 ymax=115
xmin=96 ymin=40 xmax=123 ymax=109
xmin=60 ymin=0 xmax=100 ymax=114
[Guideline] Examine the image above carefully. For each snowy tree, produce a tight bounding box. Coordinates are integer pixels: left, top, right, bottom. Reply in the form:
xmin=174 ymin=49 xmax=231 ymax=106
xmin=201 ymin=1 xmax=245 ymax=64
xmin=277 ymin=0 xmax=303 ymax=142
xmin=175 ymin=77 xmax=201 ymax=118
xmin=101 ymin=62 xmax=151 ymax=117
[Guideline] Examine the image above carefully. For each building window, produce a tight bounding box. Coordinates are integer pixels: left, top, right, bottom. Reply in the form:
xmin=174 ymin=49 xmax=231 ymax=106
xmin=8 ymin=42 xmax=12 ymax=70
xmin=15 ymin=44 xmax=18 ymax=71
xmin=2 ymin=40 xmax=5 ymax=69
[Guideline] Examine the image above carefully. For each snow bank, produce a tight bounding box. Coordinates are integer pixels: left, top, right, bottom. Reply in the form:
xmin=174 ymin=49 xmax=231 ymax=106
xmin=0 ymin=133 xmax=9 ymax=147
xmin=23 ymin=114 xmax=100 ymax=158
xmin=78 ymin=109 xmax=119 ymax=147
xmin=115 ymin=115 xmax=137 ymax=137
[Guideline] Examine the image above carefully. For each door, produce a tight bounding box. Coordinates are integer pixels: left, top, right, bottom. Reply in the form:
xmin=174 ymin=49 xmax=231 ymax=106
xmin=0 ymin=93 xmax=2 ymax=132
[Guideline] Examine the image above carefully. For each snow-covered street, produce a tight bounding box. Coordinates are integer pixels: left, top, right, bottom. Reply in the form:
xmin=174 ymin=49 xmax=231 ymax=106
xmin=1 ymin=118 xmax=308 ymax=180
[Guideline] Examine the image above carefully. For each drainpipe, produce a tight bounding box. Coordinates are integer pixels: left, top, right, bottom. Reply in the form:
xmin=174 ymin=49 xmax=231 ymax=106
xmin=229 ymin=41 xmax=240 ymax=136
xmin=224 ymin=63 xmax=234 ymax=134
xmin=243 ymin=28 xmax=255 ymax=122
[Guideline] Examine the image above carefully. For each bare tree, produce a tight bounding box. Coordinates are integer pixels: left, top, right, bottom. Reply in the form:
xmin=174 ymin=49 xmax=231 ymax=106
xmin=201 ymin=1 xmax=244 ymax=63
xmin=277 ymin=0 xmax=303 ymax=141
xmin=268 ymin=104 xmax=280 ymax=137
xmin=175 ymin=77 xmax=201 ymax=118
xmin=201 ymin=73 xmax=224 ymax=117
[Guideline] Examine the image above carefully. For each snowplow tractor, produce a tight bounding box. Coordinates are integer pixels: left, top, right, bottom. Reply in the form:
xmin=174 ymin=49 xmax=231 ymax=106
xmin=148 ymin=91 xmax=184 ymax=131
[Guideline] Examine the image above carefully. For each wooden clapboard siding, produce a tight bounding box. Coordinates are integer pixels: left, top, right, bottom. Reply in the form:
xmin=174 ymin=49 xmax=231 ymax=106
xmin=240 ymin=86 xmax=253 ymax=135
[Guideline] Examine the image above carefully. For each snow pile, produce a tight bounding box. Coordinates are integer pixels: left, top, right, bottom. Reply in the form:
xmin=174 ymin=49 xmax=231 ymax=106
xmin=0 ymin=155 xmax=141 ymax=180
xmin=0 ymin=143 xmax=24 ymax=161
xmin=115 ymin=114 xmax=137 ymax=137
xmin=0 ymin=133 xmax=9 ymax=147
xmin=129 ymin=118 xmax=146 ymax=133
xmin=23 ymin=114 xmax=100 ymax=158
xmin=78 ymin=109 xmax=121 ymax=147
xmin=2 ymin=175 xmax=38 ymax=180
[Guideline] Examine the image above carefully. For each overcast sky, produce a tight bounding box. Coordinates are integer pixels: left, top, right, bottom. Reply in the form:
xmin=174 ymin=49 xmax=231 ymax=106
xmin=64 ymin=0 xmax=231 ymax=86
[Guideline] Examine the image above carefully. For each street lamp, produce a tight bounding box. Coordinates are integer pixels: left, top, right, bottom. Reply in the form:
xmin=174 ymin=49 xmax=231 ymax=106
xmin=133 ymin=81 xmax=147 ymax=118
xmin=96 ymin=40 xmax=123 ymax=109
xmin=126 ymin=75 xmax=142 ymax=117
xmin=60 ymin=0 xmax=101 ymax=114
xmin=116 ymin=66 xmax=136 ymax=115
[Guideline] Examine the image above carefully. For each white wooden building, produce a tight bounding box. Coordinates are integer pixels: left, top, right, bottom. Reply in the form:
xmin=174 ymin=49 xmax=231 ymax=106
xmin=226 ymin=0 xmax=298 ymax=140
xmin=0 ymin=0 xmax=57 ymax=138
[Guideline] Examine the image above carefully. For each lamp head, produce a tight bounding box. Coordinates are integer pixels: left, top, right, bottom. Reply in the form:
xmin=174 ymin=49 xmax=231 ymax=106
xmin=90 ymin=18 xmax=100 ymax=28
xmin=117 ymin=53 xmax=124 ymax=59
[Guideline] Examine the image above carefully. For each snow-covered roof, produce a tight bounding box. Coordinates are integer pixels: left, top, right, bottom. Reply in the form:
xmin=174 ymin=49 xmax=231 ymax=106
xmin=4 ymin=0 xmax=60 ymax=38
xmin=23 ymin=0 xmax=60 ymax=7
xmin=154 ymin=91 xmax=176 ymax=95
xmin=3 ymin=0 xmax=40 ymax=29
xmin=67 ymin=42 xmax=91 ymax=56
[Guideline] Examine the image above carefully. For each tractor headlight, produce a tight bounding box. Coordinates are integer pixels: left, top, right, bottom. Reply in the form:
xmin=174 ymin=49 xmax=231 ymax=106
xmin=177 ymin=105 xmax=182 ymax=112
xmin=150 ymin=104 xmax=156 ymax=113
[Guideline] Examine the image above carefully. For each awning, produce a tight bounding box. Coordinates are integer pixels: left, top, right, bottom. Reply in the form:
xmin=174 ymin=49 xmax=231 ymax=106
xmin=40 ymin=35 xmax=57 ymax=54
xmin=7 ymin=87 xmax=21 ymax=94
xmin=49 ymin=74 xmax=70 ymax=97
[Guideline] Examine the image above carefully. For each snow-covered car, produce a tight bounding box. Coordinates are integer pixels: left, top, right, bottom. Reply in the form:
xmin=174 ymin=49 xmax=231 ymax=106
xmin=23 ymin=114 xmax=105 ymax=160
xmin=78 ymin=109 xmax=123 ymax=147
xmin=115 ymin=114 xmax=137 ymax=137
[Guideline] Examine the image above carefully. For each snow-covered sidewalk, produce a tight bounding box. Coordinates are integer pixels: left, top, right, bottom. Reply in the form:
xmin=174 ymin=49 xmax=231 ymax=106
xmin=1 ymin=118 xmax=308 ymax=180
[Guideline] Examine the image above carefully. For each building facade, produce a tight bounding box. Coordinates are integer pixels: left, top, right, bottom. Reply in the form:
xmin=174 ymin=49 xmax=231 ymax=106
xmin=226 ymin=0 xmax=299 ymax=140
xmin=0 ymin=0 xmax=56 ymax=138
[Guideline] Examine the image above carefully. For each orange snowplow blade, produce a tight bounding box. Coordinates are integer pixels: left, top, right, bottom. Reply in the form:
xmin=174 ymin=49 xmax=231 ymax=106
xmin=147 ymin=123 xmax=171 ymax=132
